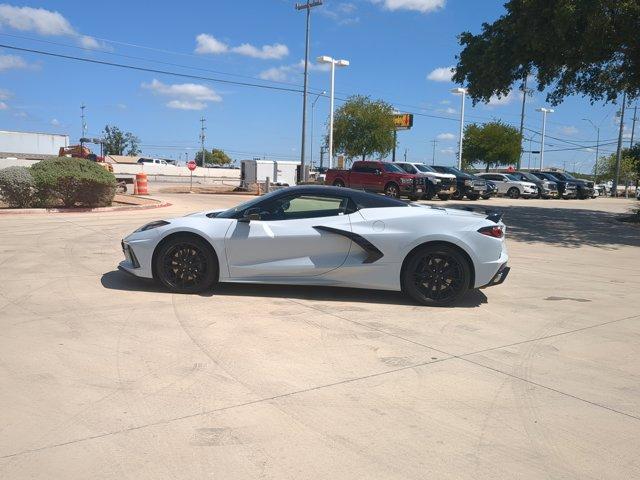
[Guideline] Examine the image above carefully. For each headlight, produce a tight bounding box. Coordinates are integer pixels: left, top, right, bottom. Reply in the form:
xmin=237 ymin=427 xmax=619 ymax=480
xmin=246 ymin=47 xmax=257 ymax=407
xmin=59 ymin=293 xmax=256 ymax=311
xmin=134 ymin=220 xmax=170 ymax=232
xmin=464 ymin=179 xmax=472 ymax=186
xmin=432 ymin=178 xmax=441 ymax=183
xmin=400 ymin=178 xmax=413 ymax=184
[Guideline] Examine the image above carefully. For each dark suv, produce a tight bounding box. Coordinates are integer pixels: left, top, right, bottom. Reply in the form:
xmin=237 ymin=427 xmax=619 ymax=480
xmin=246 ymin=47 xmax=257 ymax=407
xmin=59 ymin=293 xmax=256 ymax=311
xmin=432 ymin=165 xmax=488 ymax=200
xmin=543 ymin=171 xmax=593 ymax=199
xmin=511 ymin=171 xmax=559 ymax=198
xmin=531 ymin=171 xmax=577 ymax=199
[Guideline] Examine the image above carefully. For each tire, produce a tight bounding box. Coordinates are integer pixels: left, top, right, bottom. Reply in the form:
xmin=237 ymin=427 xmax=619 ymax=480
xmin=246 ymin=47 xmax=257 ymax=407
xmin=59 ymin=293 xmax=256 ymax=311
xmin=409 ymin=195 xmax=420 ymax=202
xmin=333 ymin=180 xmax=345 ymax=187
xmin=507 ymin=187 xmax=521 ymax=199
xmin=481 ymin=195 xmax=491 ymax=200
xmin=467 ymin=193 xmax=480 ymax=201
xmin=451 ymin=189 xmax=464 ymax=200
xmin=154 ymin=234 xmax=218 ymax=294
xmin=423 ymin=183 xmax=435 ymax=200
xmin=384 ymin=182 xmax=400 ymax=198
xmin=402 ymin=244 xmax=471 ymax=306
xmin=437 ymin=193 xmax=451 ymax=201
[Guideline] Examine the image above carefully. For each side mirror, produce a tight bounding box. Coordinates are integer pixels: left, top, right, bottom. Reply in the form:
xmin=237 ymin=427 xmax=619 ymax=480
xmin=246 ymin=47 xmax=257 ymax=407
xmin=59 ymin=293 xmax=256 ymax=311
xmin=239 ymin=208 xmax=261 ymax=223
xmin=374 ymin=169 xmax=382 ymax=175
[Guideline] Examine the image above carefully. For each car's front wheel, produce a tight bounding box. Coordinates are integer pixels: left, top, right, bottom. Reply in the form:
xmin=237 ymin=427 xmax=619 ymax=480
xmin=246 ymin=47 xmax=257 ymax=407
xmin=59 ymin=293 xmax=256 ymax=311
xmin=437 ymin=193 xmax=451 ymax=201
xmin=507 ymin=187 xmax=521 ymax=199
xmin=384 ymin=182 xmax=400 ymax=198
xmin=451 ymin=190 xmax=464 ymax=200
xmin=333 ymin=180 xmax=345 ymax=187
xmin=155 ymin=235 xmax=218 ymax=294
xmin=402 ymin=244 xmax=471 ymax=306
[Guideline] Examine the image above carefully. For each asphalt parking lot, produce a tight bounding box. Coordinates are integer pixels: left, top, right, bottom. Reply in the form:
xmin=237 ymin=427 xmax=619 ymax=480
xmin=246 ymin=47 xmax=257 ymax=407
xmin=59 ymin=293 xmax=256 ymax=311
xmin=1 ymin=194 xmax=639 ymax=479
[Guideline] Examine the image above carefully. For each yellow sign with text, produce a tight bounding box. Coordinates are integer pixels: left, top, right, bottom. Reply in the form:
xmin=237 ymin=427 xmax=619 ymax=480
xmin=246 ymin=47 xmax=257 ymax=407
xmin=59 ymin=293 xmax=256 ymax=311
xmin=393 ymin=113 xmax=414 ymax=130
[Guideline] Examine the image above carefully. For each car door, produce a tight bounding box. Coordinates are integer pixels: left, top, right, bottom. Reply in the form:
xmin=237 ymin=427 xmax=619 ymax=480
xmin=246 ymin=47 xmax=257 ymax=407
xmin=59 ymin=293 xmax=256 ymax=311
xmin=362 ymin=162 xmax=385 ymax=191
xmin=224 ymin=193 xmax=354 ymax=279
xmin=349 ymin=162 xmax=368 ymax=189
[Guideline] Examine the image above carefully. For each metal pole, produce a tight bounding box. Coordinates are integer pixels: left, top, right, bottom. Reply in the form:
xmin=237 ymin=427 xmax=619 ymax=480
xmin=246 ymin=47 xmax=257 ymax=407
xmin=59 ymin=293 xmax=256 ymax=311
xmin=310 ymin=92 xmax=324 ymax=170
xmin=199 ymin=117 xmax=206 ymax=167
xmin=630 ymin=104 xmax=637 ymax=147
xmin=527 ymin=138 xmax=532 ymax=170
xmin=613 ymin=92 xmax=626 ymax=197
xmin=319 ymin=145 xmax=325 ymax=170
xmin=594 ymin=127 xmax=600 ymax=183
xmin=328 ymin=60 xmax=335 ymax=169
xmin=518 ymin=77 xmax=527 ymax=170
xmin=540 ymin=110 xmax=548 ymax=170
xmin=431 ymin=139 xmax=437 ymax=165
xmin=392 ymin=130 xmax=397 ymax=162
xmin=457 ymin=90 xmax=466 ymax=169
xmin=404 ymin=148 xmax=407 ymax=162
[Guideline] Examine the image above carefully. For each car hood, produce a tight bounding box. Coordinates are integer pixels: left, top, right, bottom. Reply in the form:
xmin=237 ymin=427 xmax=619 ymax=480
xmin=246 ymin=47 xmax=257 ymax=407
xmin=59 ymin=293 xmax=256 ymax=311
xmin=184 ymin=208 xmax=225 ymax=218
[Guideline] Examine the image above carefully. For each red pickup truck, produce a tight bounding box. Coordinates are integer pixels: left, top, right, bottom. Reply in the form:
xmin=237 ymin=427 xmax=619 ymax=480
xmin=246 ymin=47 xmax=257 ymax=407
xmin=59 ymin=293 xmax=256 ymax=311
xmin=324 ymin=160 xmax=425 ymax=199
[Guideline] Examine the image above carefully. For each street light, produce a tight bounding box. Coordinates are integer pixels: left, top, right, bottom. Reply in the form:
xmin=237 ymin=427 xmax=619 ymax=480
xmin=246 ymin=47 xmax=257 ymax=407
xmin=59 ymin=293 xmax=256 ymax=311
xmin=310 ymin=90 xmax=326 ymax=169
xmin=536 ymin=107 xmax=554 ymax=170
xmin=582 ymin=118 xmax=600 ymax=182
xmin=317 ymin=55 xmax=349 ymax=168
xmin=451 ymin=87 xmax=467 ymax=169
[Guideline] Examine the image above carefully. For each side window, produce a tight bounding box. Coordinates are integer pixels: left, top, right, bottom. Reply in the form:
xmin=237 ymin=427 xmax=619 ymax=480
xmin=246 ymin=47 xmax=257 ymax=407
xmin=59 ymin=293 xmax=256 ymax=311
xmin=398 ymin=164 xmax=413 ymax=173
xmin=258 ymin=194 xmax=353 ymax=221
xmin=353 ymin=163 xmax=369 ymax=173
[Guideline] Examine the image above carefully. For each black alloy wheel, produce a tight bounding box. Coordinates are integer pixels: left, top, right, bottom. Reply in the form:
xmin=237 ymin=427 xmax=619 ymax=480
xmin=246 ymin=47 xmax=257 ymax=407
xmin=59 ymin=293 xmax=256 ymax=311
xmin=507 ymin=187 xmax=521 ymax=199
xmin=467 ymin=193 xmax=480 ymax=201
xmin=402 ymin=245 xmax=470 ymax=306
xmin=437 ymin=193 xmax=451 ymax=201
xmin=155 ymin=235 xmax=217 ymax=293
xmin=451 ymin=189 xmax=464 ymax=200
xmin=333 ymin=180 xmax=345 ymax=187
xmin=384 ymin=183 xmax=400 ymax=198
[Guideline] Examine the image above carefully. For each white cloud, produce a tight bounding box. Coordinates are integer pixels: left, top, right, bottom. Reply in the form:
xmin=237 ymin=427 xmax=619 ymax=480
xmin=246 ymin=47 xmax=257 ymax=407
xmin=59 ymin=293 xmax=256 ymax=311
xmin=142 ymin=79 xmax=221 ymax=110
xmin=195 ymin=34 xmax=289 ymax=60
xmin=259 ymin=59 xmax=330 ymax=83
xmin=439 ymin=99 xmax=451 ymax=105
xmin=231 ymin=43 xmax=289 ymax=60
xmin=166 ymin=100 xmax=207 ymax=111
xmin=320 ymin=2 xmax=360 ymax=25
xmin=0 ymin=54 xmax=31 ymax=71
xmin=436 ymin=106 xmax=456 ymax=115
xmin=0 ymin=88 xmax=10 ymax=100
xmin=440 ymin=147 xmax=455 ymax=154
xmin=427 ymin=66 xmax=454 ymax=82
xmin=14 ymin=110 xmax=27 ymax=119
xmin=194 ymin=34 xmax=229 ymax=54
xmin=296 ymin=59 xmax=331 ymax=72
xmin=0 ymin=101 xmax=7 ymax=110
xmin=373 ymin=0 xmax=445 ymax=13
xmin=259 ymin=66 xmax=289 ymax=82
xmin=487 ymin=90 xmax=517 ymax=106
xmin=0 ymin=5 xmax=110 ymax=50
xmin=436 ymin=132 xmax=456 ymax=141
xmin=559 ymin=125 xmax=579 ymax=136
xmin=50 ymin=118 xmax=60 ymax=126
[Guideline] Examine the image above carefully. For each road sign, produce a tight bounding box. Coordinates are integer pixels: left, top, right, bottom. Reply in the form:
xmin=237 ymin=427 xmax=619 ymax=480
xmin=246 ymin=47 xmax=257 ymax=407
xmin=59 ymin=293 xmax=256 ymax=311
xmin=393 ymin=113 xmax=413 ymax=130
xmin=187 ymin=161 xmax=197 ymax=171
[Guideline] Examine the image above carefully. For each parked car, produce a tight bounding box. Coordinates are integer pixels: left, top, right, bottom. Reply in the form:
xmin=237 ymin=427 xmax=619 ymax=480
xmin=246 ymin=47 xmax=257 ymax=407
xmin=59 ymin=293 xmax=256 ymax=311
xmin=325 ymin=160 xmax=425 ymax=199
xmin=542 ymin=171 xmax=593 ymax=199
xmin=119 ymin=185 xmax=510 ymax=306
xmin=476 ymin=173 xmax=538 ymax=198
xmin=431 ymin=166 xmax=488 ymax=200
xmin=482 ymin=180 xmax=498 ymax=200
xmin=395 ymin=162 xmax=457 ymax=200
xmin=138 ymin=157 xmax=170 ymax=166
xmin=510 ymin=171 xmax=559 ymax=198
xmin=530 ymin=171 xmax=578 ymax=198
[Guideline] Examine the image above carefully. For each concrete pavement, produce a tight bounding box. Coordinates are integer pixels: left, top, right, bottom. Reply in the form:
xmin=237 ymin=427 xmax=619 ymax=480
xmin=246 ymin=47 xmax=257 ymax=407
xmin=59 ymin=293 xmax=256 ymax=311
xmin=0 ymin=194 xmax=639 ymax=479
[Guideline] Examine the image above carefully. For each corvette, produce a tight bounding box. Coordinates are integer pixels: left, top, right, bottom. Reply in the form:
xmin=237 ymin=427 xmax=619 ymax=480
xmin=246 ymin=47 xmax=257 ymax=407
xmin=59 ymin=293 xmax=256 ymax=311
xmin=119 ymin=186 xmax=510 ymax=305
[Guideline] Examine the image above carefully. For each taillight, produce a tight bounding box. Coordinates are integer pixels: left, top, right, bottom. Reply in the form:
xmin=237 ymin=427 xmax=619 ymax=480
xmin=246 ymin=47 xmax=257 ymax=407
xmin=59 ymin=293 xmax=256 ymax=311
xmin=478 ymin=225 xmax=504 ymax=238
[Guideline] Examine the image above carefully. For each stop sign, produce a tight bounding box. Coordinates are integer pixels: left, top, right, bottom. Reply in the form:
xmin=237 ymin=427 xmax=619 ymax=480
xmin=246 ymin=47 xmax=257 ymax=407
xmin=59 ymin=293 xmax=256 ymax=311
xmin=187 ymin=161 xmax=197 ymax=171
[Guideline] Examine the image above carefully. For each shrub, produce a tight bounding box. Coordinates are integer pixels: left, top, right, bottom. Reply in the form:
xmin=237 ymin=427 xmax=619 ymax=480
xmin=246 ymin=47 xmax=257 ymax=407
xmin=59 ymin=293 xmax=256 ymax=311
xmin=0 ymin=166 xmax=34 ymax=208
xmin=30 ymin=157 xmax=116 ymax=207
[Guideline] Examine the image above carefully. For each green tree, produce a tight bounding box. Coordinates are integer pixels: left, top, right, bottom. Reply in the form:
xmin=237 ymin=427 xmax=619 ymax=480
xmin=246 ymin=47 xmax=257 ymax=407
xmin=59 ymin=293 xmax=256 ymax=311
xmin=102 ymin=125 xmax=140 ymax=156
xmin=195 ymin=149 xmax=232 ymax=166
xmin=330 ymin=95 xmax=396 ymax=161
xmin=462 ymin=121 xmax=521 ymax=171
xmin=595 ymin=147 xmax=640 ymax=185
xmin=453 ymin=1 xmax=640 ymax=106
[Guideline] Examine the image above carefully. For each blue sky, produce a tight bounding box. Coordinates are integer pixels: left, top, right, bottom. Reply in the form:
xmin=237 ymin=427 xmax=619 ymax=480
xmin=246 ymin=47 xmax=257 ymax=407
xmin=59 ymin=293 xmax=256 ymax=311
xmin=0 ymin=0 xmax=634 ymax=171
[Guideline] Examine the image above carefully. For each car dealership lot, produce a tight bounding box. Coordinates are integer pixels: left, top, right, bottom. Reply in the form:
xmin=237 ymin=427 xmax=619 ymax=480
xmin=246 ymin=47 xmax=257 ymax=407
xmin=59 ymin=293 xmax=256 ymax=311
xmin=1 ymin=194 xmax=639 ymax=479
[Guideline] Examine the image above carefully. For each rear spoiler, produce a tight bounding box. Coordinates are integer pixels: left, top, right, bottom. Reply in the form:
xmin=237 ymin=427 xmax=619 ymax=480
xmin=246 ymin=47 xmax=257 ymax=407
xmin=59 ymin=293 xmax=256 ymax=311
xmin=485 ymin=210 xmax=503 ymax=224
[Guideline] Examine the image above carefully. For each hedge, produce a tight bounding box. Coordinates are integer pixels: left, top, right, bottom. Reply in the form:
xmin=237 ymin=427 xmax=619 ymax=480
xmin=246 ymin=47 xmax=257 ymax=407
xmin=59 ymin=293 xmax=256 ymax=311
xmin=30 ymin=157 xmax=117 ymax=208
xmin=0 ymin=166 xmax=34 ymax=207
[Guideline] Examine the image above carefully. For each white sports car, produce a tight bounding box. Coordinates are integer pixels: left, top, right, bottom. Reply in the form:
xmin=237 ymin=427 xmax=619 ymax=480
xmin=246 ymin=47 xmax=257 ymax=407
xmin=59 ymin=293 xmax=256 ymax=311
xmin=119 ymin=186 xmax=510 ymax=305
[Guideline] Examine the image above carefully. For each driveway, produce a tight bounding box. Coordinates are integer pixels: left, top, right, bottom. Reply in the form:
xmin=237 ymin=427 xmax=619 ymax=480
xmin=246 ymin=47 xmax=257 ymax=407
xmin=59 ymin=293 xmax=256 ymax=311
xmin=1 ymin=194 xmax=639 ymax=479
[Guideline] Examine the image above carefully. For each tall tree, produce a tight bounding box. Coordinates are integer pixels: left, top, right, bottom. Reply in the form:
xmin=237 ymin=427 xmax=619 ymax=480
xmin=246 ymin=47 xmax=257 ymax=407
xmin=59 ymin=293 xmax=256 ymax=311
xmin=595 ymin=146 xmax=640 ymax=183
xmin=462 ymin=121 xmax=521 ymax=171
xmin=330 ymin=95 xmax=396 ymax=161
xmin=209 ymin=148 xmax=232 ymax=166
xmin=453 ymin=1 xmax=640 ymax=105
xmin=102 ymin=125 xmax=140 ymax=156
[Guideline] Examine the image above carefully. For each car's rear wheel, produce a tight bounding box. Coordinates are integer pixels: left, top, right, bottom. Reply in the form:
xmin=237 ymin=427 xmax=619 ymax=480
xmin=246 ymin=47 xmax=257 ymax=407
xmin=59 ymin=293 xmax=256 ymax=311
xmin=402 ymin=244 xmax=471 ymax=306
xmin=451 ymin=190 xmax=463 ymax=200
xmin=333 ymin=180 xmax=345 ymax=187
xmin=155 ymin=235 xmax=218 ymax=294
xmin=467 ymin=193 xmax=480 ymax=201
xmin=507 ymin=187 xmax=520 ymax=199
xmin=437 ymin=193 xmax=451 ymax=201
xmin=384 ymin=182 xmax=400 ymax=198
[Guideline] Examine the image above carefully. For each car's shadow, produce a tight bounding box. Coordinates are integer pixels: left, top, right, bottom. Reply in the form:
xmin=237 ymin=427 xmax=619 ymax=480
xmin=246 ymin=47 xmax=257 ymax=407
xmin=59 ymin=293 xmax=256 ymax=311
xmin=101 ymin=270 xmax=487 ymax=308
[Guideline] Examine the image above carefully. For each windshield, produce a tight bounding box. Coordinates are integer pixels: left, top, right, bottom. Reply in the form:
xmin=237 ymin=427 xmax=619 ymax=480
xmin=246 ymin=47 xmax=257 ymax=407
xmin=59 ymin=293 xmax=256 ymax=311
xmin=520 ymin=172 xmax=541 ymax=182
xmin=505 ymin=174 xmax=520 ymax=181
xmin=414 ymin=164 xmax=435 ymax=173
xmin=543 ymin=172 xmax=560 ymax=182
xmin=383 ymin=163 xmax=405 ymax=173
xmin=217 ymin=189 xmax=283 ymax=218
xmin=398 ymin=164 xmax=417 ymax=174
xmin=560 ymin=171 xmax=576 ymax=179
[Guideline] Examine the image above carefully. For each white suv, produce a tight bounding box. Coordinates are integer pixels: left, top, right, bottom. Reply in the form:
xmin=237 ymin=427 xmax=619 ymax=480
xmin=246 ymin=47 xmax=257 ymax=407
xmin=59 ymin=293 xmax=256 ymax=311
xmin=395 ymin=162 xmax=457 ymax=200
xmin=476 ymin=173 xmax=538 ymax=198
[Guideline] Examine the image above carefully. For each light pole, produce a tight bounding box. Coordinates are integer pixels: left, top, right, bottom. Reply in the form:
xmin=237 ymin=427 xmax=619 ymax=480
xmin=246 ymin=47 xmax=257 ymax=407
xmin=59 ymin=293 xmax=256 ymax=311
xmin=310 ymin=90 xmax=326 ymax=169
xmin=536 ymin=107 xmax=554 ymax=170
xmin=317 ymin=55 xmax=349 ymax=169
xmin=451 ymin=87 xmax=467 ymax=169
xmin=295 ymin=1 xmax=323 ymax=182
xmin=582 ymin=118 xmax=600 ymax=182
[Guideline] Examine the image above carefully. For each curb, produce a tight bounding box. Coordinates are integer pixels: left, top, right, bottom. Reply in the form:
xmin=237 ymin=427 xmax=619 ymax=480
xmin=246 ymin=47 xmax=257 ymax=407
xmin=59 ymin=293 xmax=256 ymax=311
xmin=0 ymin=200 xmax=172 ymax=215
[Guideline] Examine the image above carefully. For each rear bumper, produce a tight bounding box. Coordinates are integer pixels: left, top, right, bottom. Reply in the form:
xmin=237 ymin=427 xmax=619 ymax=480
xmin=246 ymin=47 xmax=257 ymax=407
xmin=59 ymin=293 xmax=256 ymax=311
xmin=480 ymin=263 xmax=510 ymax=288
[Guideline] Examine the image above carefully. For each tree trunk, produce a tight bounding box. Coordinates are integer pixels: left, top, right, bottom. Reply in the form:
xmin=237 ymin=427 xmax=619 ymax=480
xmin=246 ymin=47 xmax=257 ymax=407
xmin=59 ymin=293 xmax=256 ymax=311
xmin=485 ymin=163 xmax=490 ymax=172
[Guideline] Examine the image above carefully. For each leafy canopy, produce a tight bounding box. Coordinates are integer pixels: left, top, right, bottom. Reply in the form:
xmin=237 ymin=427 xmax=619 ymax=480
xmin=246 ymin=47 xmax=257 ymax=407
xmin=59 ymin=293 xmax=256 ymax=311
xmin=453 ymin=0 xmax=640 ymax=105
xmin=595 ymin=144 xmax=640 ymax=182
xmin=462 ymin=121 xmax=522 ymax=171
xmin=102 ymin=125 xmax=141 ymax=156
xmin=331 ymin=95 xmax=396 ymax=161
xmin=195 ymin=148 xmax=232 ymax=166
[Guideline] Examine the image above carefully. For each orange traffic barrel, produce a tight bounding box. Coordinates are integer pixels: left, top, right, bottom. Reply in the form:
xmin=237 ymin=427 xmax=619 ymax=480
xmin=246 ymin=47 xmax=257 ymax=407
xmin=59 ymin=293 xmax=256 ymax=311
xmin=135 ymin=173 xmax=149 ymax=195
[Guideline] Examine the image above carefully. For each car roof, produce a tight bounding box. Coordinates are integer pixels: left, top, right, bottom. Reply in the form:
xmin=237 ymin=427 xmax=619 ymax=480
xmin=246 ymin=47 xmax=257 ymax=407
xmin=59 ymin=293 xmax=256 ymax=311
xmin=264 ymin=185 xmax=408 ymax=208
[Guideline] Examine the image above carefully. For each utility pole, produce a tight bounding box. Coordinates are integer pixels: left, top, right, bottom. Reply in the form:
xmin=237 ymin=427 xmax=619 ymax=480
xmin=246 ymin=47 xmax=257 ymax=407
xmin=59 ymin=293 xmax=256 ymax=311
xmin=613 ymin=92 xmax=627 ymax=196
xmin=319 ymin=145 xmax=325 ymax=170
xmin=199 ymin=117 xmax=206 ymax=167
xmin=630 ymin=104 xmax=638 ymax=147
xmin=404 ymin=148 xmax=407 ymax=162
xmin=392 ymin=130 xmax=397 ymax=162
xmin=295 ymin=0 xmax=323 ymax=183
xmin=431 ymin=140 xmax=437 ymax=165
xmin=80 ymin=103 xmax=87 ymax=148
xmin=518 ymin=77 xmax=531 ymax=170
xmin=536 ymin=107 xmax=554 ymax=170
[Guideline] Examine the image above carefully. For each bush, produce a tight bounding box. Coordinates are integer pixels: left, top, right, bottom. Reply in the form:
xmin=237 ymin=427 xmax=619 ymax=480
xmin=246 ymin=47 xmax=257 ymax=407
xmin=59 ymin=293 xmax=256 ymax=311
xmin=0 ymin=166 xmax=34 ymax=207
xmin=30 ymin=157 xmax=116 ymax=207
